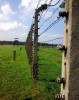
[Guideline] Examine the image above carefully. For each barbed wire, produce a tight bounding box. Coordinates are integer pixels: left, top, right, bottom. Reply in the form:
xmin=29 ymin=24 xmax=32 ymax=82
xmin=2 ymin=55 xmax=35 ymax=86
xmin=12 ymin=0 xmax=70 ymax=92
xmin=38 ymin=0 xmax=49 ymax=21
xmin=39 ymin=17 xmax=63 ymax=37
xmin=36 ymin=0 xmax=42 ymax=8
xmin=39 ymin=7 xmax=59 ymax=28
xmin=38 ymin=0 xmax=53 ymax=21
xmin=27 ymin=0 xmax=44 ymax=34
xmin=29 ymin=0 xmax=62 ymax=35
xmin=48 ymin=0 xmax=61 ymax=6
xmin=38 ymin=0 xmax=61 ymax=21
xmin=40 ymin=37 xmax=63 ymax=43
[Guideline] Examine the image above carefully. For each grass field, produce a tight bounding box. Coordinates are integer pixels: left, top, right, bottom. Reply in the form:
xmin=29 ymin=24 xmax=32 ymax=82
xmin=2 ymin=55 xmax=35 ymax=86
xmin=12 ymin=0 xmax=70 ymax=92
xmin=38 ymin=47 xmax=62 ymax=99
xmin=0 ymin=45 xmax=62 ymax=100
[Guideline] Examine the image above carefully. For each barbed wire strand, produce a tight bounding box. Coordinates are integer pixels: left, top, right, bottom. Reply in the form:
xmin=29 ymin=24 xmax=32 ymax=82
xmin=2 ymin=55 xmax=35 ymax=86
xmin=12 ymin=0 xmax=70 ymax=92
xmin=28 ymin=0 xmax=44 ymax=33
xmin=38 ymin=0 xmax=49 ymax=20
xmin=48 ymin=0 xmax=61 ymax=6
xmin=41 ymin=37 xmax=63 ymax=43
xmin=36 ymin=0 xmax=42 ymax=8
xmin=29 ymin=0 xmax=49 ymax=33
xmin=38 ymin=0 xmax=53 ymax=21
xmin=39 ymin=7 xmax=59 ymax=28
xmin=39 ymin=0 xmax=61 ymax=21
xmin=39 ymin=17 xmax=63 ymax=37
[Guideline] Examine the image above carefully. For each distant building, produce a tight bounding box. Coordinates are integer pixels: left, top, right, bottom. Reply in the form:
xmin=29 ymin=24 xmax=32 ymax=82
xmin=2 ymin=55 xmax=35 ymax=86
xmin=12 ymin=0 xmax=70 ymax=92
xmin=56 ymin=44 xmax=63 ymax=49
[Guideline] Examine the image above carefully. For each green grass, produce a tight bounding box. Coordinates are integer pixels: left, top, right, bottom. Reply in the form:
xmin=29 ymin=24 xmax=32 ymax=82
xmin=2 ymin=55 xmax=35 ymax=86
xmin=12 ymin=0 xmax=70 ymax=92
xmin=0 ymin=45 xmax=33 ymax=100
xmin=0 ymin=45 xmax=62 ymax=100
xmin=38 ymin=47 xmax=62 ymax=100
xmin=38 ymin=47 xmax=62 ymax=79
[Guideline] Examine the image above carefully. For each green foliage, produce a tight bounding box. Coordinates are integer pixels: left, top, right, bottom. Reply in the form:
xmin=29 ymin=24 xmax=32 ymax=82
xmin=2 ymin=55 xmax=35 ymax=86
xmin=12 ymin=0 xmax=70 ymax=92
xmin=0 ymin=45 xmax=62 ymax=100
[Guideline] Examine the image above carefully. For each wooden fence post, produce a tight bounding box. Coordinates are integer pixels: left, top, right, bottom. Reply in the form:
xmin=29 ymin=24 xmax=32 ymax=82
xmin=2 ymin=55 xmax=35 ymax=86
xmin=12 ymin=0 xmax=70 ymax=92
xmin=13 ymin=50 xmax=16 ymax=61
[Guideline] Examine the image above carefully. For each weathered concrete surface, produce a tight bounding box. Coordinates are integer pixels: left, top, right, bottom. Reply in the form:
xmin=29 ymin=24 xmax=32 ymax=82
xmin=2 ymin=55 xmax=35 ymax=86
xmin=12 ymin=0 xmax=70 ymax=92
xmin=61 ymin=0 xmax=79 ymax=100
xmin=68 ymin=0 xmax=79 ymax=100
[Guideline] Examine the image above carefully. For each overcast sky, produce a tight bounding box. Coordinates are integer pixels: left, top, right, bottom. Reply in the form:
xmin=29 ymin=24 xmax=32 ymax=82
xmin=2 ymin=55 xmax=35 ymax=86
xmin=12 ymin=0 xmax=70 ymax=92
xmin=0 ymin=0 xmax=64 ymax=44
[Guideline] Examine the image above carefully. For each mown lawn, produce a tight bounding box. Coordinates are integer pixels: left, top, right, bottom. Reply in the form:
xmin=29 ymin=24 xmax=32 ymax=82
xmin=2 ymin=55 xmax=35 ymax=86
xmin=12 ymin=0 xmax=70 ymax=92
xmin=38 ymin=47 xmax=62 ymax=100
xmin=0 ymin=45 xmax=33 ymax=100
xmin=0 ymin=45 xmax=62 ymax=100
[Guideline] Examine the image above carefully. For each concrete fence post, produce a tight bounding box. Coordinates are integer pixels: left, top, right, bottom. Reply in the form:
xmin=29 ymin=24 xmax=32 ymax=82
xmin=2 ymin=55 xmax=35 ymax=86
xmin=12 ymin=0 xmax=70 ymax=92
xmin=61 ymin=0 xmax=79 ymax=100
